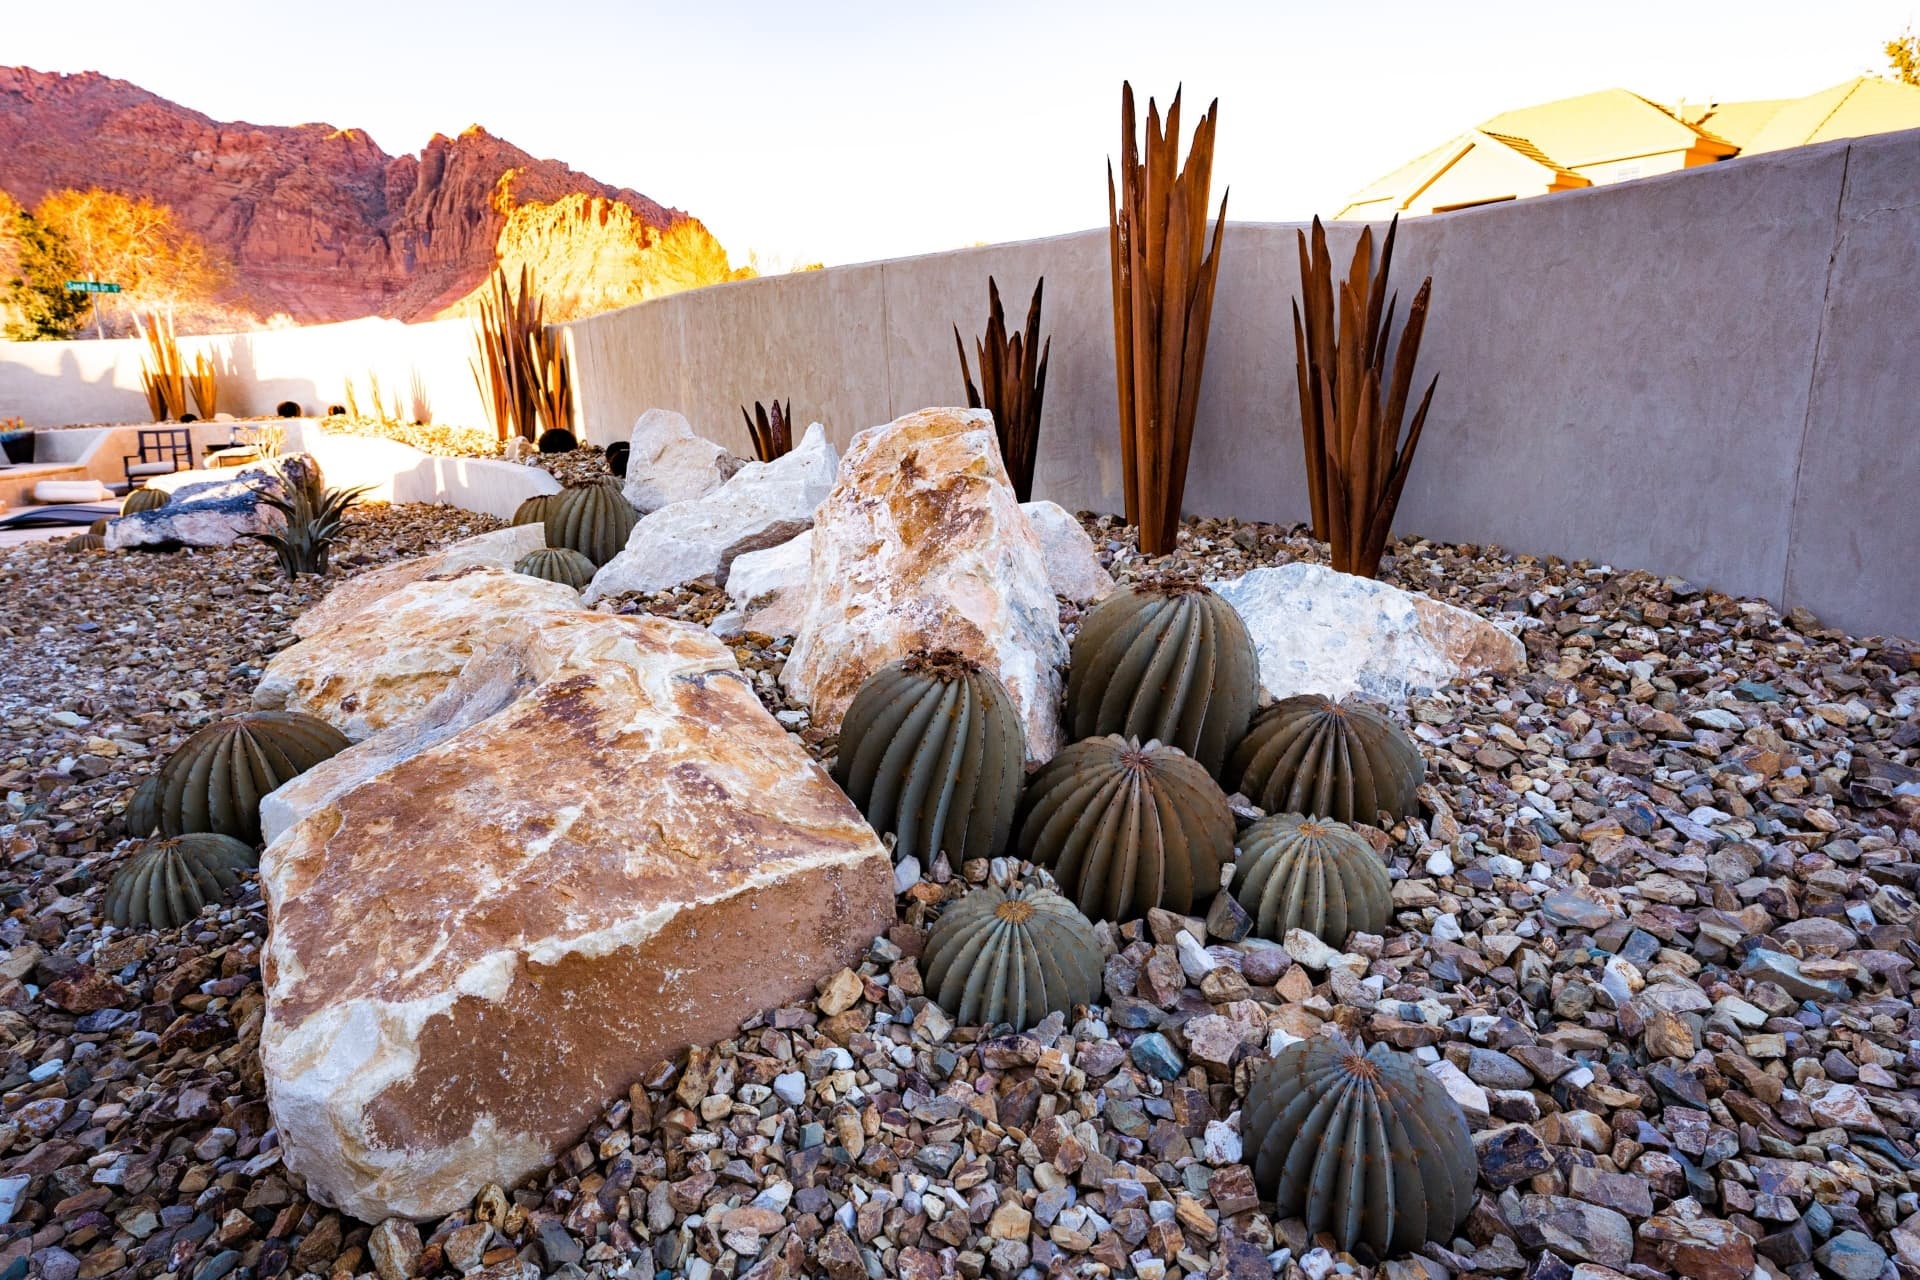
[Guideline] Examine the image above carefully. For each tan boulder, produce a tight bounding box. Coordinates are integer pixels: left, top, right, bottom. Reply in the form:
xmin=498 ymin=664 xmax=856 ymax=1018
xmin=294 ymin=526 xmax=550 ymax=639
xmin=260 ymin=611 xmax=893 ymax=1222
xmin=782 ymin=407 xmax=1067 ymax=759
xmin=254 ymin=568 xmax=580 ymax=740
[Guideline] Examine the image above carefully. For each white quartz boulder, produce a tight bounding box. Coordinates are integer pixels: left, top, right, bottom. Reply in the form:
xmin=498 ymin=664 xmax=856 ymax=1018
xmin=621 ymin=409 xmax=739 ymax=513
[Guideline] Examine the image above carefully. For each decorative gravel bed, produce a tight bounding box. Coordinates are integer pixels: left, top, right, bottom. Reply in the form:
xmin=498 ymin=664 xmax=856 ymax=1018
xmin=2 ymin=508 xmax=1917 ymax=1280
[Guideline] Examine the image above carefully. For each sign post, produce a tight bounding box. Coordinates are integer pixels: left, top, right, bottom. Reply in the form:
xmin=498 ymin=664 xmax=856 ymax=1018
xmin=63 ymin=280 xmax=121 ymax=340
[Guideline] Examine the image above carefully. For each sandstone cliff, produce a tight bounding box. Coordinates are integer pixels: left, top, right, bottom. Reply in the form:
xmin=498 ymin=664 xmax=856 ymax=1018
xmin=0 ymin=66 xmax=739 ymax=323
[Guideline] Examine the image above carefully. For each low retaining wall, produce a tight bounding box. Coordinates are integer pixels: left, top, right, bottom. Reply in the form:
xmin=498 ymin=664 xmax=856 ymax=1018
xmin=278 ymin=423 xmax=560 ymax=519
xmin=562 ymin=128 xmax=1920 ymax=642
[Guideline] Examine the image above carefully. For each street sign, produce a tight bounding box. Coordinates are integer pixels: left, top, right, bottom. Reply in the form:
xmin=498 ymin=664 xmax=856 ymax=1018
xmin=63 ymin=281 xmax=121 ymax=294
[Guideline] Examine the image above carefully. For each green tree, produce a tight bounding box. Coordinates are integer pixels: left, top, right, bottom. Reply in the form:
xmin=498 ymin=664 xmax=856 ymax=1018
xmin=1890 ymin=27 xmax=1920 ymax=86
xmin=4 ymin=209 xmax=92 ymax=340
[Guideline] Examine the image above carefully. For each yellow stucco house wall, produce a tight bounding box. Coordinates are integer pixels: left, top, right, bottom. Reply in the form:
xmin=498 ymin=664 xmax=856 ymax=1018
xmin=1339 ymin=78 xmax=1920 ymax=219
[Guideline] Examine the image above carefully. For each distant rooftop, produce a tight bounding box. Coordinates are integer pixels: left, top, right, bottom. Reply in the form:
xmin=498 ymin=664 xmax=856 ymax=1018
xmin=1339 ymin=76 xmax=1920 ymax=219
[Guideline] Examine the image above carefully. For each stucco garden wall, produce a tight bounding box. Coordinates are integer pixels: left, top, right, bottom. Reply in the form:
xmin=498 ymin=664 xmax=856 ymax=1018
xmin=562 ymin=128 xmax=1920 ymax=641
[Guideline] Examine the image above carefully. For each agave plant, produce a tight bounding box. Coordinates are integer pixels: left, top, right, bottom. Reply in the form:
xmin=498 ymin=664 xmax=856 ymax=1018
xmin=246 ymin=464 xmax=370 ymax=578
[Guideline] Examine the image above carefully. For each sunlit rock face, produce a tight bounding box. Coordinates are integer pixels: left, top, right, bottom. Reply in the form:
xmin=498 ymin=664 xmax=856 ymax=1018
xmin=293 ymin=526 xmax=549 ymax=640
xmin=783 ymin=407 xmax=1067 ymax=761
xmin=259 ymin=612 xmax=893 ymax=1222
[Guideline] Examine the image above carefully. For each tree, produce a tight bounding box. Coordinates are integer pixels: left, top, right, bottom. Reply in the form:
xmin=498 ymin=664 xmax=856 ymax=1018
xmin=32 ymin=189 xmax=228 ymax=333
xmin=4 ymin=208 xmax=91 ymax=340
xmin=1890 ymin=27 xmax=1920 ymax=86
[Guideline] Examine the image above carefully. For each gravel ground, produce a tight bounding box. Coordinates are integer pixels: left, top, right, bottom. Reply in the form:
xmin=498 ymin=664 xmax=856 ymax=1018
xmin=3 ymin=508 xmax=1918 ymax=1280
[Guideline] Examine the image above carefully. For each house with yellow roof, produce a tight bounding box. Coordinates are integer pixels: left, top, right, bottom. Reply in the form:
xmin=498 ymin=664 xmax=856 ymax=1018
xmin=1338 ymin=77 xmax=1920 ymax=218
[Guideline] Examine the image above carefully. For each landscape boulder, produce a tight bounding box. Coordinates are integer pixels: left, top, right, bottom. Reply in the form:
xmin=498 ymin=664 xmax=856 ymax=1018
xmin=107 ymin=454 xmax=322 ymax=551
xmin=261 ymin=611 xmax=893 ymax=1222
xmin=294 ymin=525 xmax=549 ymax=639
xmin=783 ymin=407 xmax=1067 ymax=759
xmin=621 ymin=408 xmax=739 ymax=513
xmin=585 ymin=422 xmax=837 ymax=601
xmin=1021 ymin=500 xmax=1113 ymax=604
xmin=1210 ymin=562 xmax=1524 ymax=705
xmin=253 ymin=568 xmax=581 ymax=739
xmin=707 ymin=531 xmax=812 ymax=640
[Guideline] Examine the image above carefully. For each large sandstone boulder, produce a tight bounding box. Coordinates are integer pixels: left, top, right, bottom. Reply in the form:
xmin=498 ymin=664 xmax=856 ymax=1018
xmin=585 ymin=423 xmax=837 ymax=602
xmin=1210 ymin=563 xmax=1526 ymax=705
xmin=261 ymin=611 xmax=892 ymax=1222
xmin=107 ymin=454 xmax=322 ymax=550
xmin=707 ymin=531 xmax=811 ymax=640
xmin=294 ymin=526 xmax=548 ymax=639
xmin=253 ymin=568 xmax=581 ymax=739
xmin=783 ymin=407 xmax=1067 ymax=759
xmin=621 ymin=409 xmax=739 ymax=513
xmin=1021 ymin=500 xmax=1113 ymax=604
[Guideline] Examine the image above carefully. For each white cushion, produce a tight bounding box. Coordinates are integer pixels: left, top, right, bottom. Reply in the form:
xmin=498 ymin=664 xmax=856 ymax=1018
xmin=34 ymin=480 xmax=113 ymax=503
xmin=126 ymin=461 xmax=181 ymax=477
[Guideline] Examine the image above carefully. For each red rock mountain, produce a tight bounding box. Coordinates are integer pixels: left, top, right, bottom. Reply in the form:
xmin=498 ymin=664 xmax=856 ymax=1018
xmin=0 ymin=65 xmax=739 ymax=323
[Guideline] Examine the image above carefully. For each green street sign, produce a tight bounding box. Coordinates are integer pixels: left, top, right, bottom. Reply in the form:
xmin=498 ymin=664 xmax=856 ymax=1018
xmin=63 ymin=280 xmax=121 ymax=294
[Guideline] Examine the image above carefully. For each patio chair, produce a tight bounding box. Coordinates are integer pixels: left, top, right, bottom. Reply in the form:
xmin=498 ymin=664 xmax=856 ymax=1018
xmin=123 ymin=428 xmax=195 ymax=489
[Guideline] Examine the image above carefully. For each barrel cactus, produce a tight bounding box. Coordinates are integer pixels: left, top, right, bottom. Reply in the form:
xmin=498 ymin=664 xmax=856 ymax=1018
xmin=1016 ymin=735 xmax=1232 ymax=922
xmin=511 ymin=493 xmax=559 ymax=528
xmin=923 ymin=883 xmax=1102 ymax=1031
xmin=833 ymin=651 xmax=1024 ymax=867
xmin=88 ymin=517 xmax=111 ymax=535
xmin=1235 ymin=813 xmax=1390 ymax=944
xmin=514 ymin=547 xmax=597 ymax=590
xmin=63 ymin=532 xmax=107 ymax=552
xmin=546 ymin=477 xmax=638 ymax=567
xmin=1228 ymin=695 xmax=1424 ymax=825
xmin=122 ymin=487 xmax=169 ymax=515
xmin=126 ymin=775 xmax=160 ymax=838
xmin=1244 ymin=1036 xmax=1476 ymax=1258
xmin=1064 ymin=579 xmax=1258 ymax=777
xmin=153 ymin=711 xmax=350 ymax=844
xmin=103 ymin=834 xmax=257 ymax=930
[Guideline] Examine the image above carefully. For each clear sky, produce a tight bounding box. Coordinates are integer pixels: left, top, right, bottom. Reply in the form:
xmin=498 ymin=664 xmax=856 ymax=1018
xmin=8 ymin=0 xmax=1912 ymax=268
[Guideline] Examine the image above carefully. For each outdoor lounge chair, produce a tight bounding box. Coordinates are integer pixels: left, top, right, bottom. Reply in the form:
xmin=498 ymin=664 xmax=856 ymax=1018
xmin=123 ymin=428 xmax=195 ymax=488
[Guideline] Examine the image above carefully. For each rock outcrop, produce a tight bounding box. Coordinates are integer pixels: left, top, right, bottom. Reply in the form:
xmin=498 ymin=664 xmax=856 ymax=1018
xmin=585 ymin=423 xmax=837 ymax=602
xmin=783 ymin=408 xmax=1067 ymax=759
xmin=707 ymin=532 xmax=812 ymax=641
xmin=0 ymin=65 xmax=738 ymax=322
xmin=620 ymin=409 xmax=739 ymax=514
xmin=105 ymin=455 xmax=320 ymax=550
xmin=260 ymin=610 xmax=893 ymax=1221
xmin=252 ymin=568 xmax=581 ymax=739
xmin=1021 ymin=501 xmax=1113 ymax=604
xmin=1210 ymin=563 xmax=1526 ymax=705
xmin=294 ymin=526 xmax=548 ymax=639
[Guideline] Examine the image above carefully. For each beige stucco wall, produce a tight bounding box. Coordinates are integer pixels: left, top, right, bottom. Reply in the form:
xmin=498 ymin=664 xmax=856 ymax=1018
xmin=562 ymin=127 xmax=1920 ymax=641
xmin=0 ymin=317 xmax=486 ymax=430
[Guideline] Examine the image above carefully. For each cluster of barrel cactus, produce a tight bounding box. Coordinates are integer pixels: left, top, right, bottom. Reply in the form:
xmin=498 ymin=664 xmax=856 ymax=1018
xmin=104 ymin=834 xmax=257 ymax=930
xmin=820 ymin=564 xmax=1465 ymax=1260
xmin=544 ymin=477 xmax=637 ymax=567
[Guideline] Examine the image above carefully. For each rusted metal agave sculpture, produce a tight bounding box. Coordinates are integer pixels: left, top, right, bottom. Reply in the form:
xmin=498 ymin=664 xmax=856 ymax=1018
xmin=514 ymin=546 xmax=597 ymax=590
xmin=742 ymin=400 xmax=794 ymax=462
xmin=136 ymin=310 xmax=188 ymax=421
xmin=151 ymin=711 xmax=350 ymax=845
xmin=833 ymin=651 xmax=1024 ymax=867
xmin=922 ymin=882 xmax=1101 ymax=1031
xmin=472 ymin=265 xmax=573 ymax=443
xmin=1065 ymin=578 xmax=1257 ymax=778
xmin=103 ymin=834 xmax=258 ymax=931
xmin=1244 ymin=1036 xmax=1476 ymax=1258
xmin=1109 ymin=82 xmax=1228 ymax=555
xmin=187 ymin=350 xmax=219 ymax=419
xmin=1293 ymin=215 xmax=1437 ymax=578
xmin=547 ymin=477 xmax=639 ymax=567
xmin=955 ymin=276 xmax=1050 ymax=502
xmin=1235 ymin=813 xmax=1391 ymax=945
xmin=1228 ymin=695 xmax=1424 ymax=826
xmin=122 ymin=486 xmax=168 ymax=515
xmin=1017 ymin=734 xmax=1232 ymax=923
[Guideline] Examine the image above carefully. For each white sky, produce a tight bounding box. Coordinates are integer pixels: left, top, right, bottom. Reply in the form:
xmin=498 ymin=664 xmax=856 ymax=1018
xmin=7 ymin=0 xmax=1913 ymax=267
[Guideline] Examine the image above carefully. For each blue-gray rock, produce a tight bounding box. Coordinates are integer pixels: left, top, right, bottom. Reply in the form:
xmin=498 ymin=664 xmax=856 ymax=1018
xmin=1130 ymin=1032 xmax=1184 ymax=1081
xmin=107 ymin=454 xmax=323 ymax=550
xmin=1539 ymin=891 xmax=1613 ymax=930
xmin=1740 ymin=948 xmax=1850 ymax=1002
xmin=1813 ymin=1230 xmax=1887 ymax=1280
xmin=1475 ymin=1123 xmax=1554 ymax=1189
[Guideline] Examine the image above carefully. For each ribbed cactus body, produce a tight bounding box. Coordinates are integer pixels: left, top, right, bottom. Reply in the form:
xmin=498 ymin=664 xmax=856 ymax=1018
xmin=834 ymin=652 xmax=1024 ymax=866
xmin=546 ymin=478 xmax=638 ymax=567
xmin=103 ymin=834 xmax=258 ymax=930
xmin=1229 ymin=695 xmax=1424 ymax=825
xmin=154 ymin=711 xmax=349 ymax=844
xmin=514 ymin=547 xmax=597 ymax=589
xmin=923 ymin=884 xmax=1101 ymax=1030
xmin=1016 ymin=734 xmax=1232 ymax=923
xmin=1235 ymin=813 xmax=1390 ymax=944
